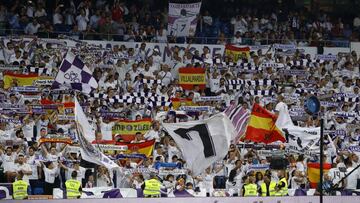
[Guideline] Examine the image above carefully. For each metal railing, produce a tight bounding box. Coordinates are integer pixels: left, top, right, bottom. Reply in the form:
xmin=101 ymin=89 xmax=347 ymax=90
xmin=0 ymin=28 xmax=351 ymax=48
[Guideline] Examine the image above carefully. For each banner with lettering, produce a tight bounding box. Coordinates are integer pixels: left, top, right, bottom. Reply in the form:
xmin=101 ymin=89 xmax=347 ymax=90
xmin=112 ymin=119 xmax=152 ymax=142
xmin=178 ymin=67 xmax=206 ymax=90
xmin=168 ymin=2 xmax=202 ymax=37
xmin=33 ymin=77 xmax=55 ymax=86
xmin=3 ymin=72 xmax=39 ymax=89
xmin=224 ymin=44 xmax=250 ymax=62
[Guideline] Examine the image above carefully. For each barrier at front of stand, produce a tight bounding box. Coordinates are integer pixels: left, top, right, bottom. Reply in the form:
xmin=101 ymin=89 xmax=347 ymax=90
xmin=2 ymin=196 xmax=360 ymax=203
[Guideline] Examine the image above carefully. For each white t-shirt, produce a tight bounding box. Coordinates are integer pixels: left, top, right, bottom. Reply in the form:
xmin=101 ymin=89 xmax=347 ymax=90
xmin=0 ymin=129 xmax=15 ymax=140
xmin=1 ymin=153 xmax=16 ymax=172
xmin=27 ymin=155 xmax=40 ymax=180
xmin=295 ymin=161 xmax=306 ymax=173
xmin=15 ymin=163 xmax=32 ymax=184
xmin=328 ymin=167 xmax=346 ymax=187
xmin=76 ymin=15 xmax=89 ymax=31
xmin=167 ymin=145 xmax=181 ymax=162
xmin=171 ymin=15 xmax=196 ymax=37
xmin=275 ymin=101 xmax=288 ymax=113
xmin=158 ymin=71 xmax=172 ymax=87
xmin=43 ymin=167 xmax=57 ymax=184
xmin=345 ymin=166 xmax=360 ymax=189
xmin=66 ymin=167 xmax=86 ymax=182
xmin=97 ymin=174 xmax=112 ymax=187
xmin=144 ymin=130 xmax=160 ymax=142
xmin=100 ymin=121 xmax=115 ymax=140
xmin=22 ymin=121 xmax=35 ymax=141
xmin=209 ymin=77 xmax=220 ymax=93
xmin=53 ymin=13 xmax=63 ymax=24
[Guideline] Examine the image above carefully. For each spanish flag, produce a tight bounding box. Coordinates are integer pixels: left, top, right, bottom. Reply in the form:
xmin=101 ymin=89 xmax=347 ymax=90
xmin=244 ymin=103 xmax=285 ymax=144
xmin=225 ymin=44 xmax=250 ymax=62
xmin=171 ymin=98 xmax=196 ymax=110
xmin=116 ymin=140 xmax=155 ymax=157
xmin=307 ymin=162 xmax=332 ymax=188
xmin=178 ymin=67 xmax=206 ymax=90
xmin=3 ymin=72 xmax=39 ymax=89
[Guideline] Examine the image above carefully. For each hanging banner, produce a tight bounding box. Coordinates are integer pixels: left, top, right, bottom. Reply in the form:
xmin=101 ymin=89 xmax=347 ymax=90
xmin=316 ymin=54 xmax=337 ymax=61
xmin=273 ymin=44 xmax=297 ymax=50
xmin=23 ymin=94 xmax=42 ymax=101
xmin=225 ymin=44 xmax=250 ymax=62
xmin=112 ymin=119 xmax=152 ymax=142
xmin=3 ymin=72 xmax=40 ymax=89
xmin=179 ymin=106 xmax=214 ymax=112
xmin=178 ymin=67 xmax=206 ymax=90
xmin=330 ymin=111 xmax=358 ymax=118
xmin=33 ymin=77 xmax=55 ymax=86
xmin=11 ymin=86 xmax=39 ymax=92
xmin=168 ymin=1 xmax=202 ymax=37
xmin=280 ymin=69 xmax=309 ymax=76
xmin=196 ymin=96 xmax=223 ymax=102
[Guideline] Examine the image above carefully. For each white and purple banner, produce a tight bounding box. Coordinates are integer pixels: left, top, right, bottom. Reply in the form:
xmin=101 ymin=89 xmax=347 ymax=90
xmin=168 ymin=2 xmax=202 ymax=37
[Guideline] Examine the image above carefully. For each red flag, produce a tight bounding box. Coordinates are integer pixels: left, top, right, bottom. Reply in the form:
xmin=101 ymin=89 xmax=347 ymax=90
xmin=244 ymin=103 xmax=285 ymax=144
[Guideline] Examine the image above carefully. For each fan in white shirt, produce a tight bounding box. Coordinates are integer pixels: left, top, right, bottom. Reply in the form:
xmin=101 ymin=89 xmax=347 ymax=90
xmin=59 ymin=161 xmax=86 ymax=182
xmin=40 ymin=161 xmax=58 ymax=196
xmin=144 ymin=121 xmax=161 ymax=142
xmin=15 ymin=154 xmax=32 ymax=184
xmin=26 ymin=147 xmax=41 ymax=181
xmin=96 ymin=166 xmax=113 ymax=187
xmin=344 ymin=165 xmax=360 ymax=190
xmin=41 ymin=145 xmax=67 ymax=168
xmin=76 ymin=10 xmax=89 ymax=31
xmin=22 ymin=117 xmax=36 ymax=142
xmin=98 ymin=118 xmax=116 ymax=140
xmin=157 ymin=65 xmax=173 ymax=87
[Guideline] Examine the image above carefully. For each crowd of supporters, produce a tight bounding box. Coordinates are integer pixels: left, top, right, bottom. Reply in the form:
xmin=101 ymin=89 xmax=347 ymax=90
xmin=0 ymin=0 xmax=359 ymax=200
xmin=0 ymin=0 xmax=359 ymax=45
xmin=0 ymin=34 xmax=359 ymax=198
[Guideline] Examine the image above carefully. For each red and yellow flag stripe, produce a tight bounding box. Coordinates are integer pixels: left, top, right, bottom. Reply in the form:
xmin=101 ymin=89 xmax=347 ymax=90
xmin=307 ymin=162 xmax=332 ymax=188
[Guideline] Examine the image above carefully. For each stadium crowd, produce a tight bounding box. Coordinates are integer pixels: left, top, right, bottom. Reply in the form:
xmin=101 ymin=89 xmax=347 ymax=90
xmin=0 ymin=0 xmax=359 ymax=45
xmin=0 ymin=0 xmax=359 ymax=200
xmin=0 ymin=34 xmax=359 ymax=199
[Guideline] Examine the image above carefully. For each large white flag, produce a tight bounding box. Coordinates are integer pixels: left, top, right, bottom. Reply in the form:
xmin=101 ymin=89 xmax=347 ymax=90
xmin=162 ymin=113 xmax=234 ymax=176
xmin=275 ymin=104 xmax=320 ymax=154
xmin=168 ymin=2 xmax=201 ymax=37
xmin=75 ymin=98 xmax=119 ymax=170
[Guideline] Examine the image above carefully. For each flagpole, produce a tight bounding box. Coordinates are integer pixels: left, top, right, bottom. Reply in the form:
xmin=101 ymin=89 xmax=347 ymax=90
xmin=319 ymin=118 xmax=324 ymax=203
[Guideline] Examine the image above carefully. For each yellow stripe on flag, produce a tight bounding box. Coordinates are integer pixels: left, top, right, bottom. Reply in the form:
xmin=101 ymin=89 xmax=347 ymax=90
xmin=4 ymin=73 xmax=39 ymax=89
xmin=307 ymin=162 xmax=332 ymax=188
xmin=121 ymin=140 xmax=155 ymax=157
xmin=248 ymin=115 xmax=275 ymax=131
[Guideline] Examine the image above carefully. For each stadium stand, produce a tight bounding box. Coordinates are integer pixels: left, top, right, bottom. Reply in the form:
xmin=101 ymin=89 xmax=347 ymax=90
xmin=0 ymin=0 xmax=360 ymax=202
